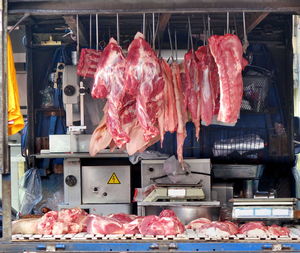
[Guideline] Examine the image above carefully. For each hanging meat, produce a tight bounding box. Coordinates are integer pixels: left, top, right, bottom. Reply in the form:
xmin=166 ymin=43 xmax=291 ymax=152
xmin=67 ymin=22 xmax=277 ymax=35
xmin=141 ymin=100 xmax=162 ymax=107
xmin=125 ymin=32 xmax=164 ymax=142
xmin=171 ymin=62 xmax=188 ymax=163
xmin=195 ymin=46 xmax=215 ymax=126
xmin=184 ymin=50 xmax=201 ymax=139
xmin=208 ymin=34 xmax=244 ymax=124
xmin=160 ymin=59 xmax=178 ymax=135
xmin=91 ymin=38 xmax=130 ymax=148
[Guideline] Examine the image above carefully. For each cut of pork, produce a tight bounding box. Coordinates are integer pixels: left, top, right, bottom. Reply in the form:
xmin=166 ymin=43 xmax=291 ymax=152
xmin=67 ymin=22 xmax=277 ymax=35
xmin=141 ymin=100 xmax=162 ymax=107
xmin=92 ymin=38 xmax=129 ymax=147
xmin=37 ymin=211 xmax=58 ymax=235
xmin=208 ymin=34 xmax=244 ymax=124
xmin=195 ymin=46 xmax=215 ymax=126
xmin=238 ymin=222 xmax=269 ymax=237
xmin=268 ymin=225 xmax=290 ymax=237
xmin=197 ymin=221 xmax=237 ymax=237
xmin=171 ymin=62 xmax=188 ymax=163
xmin=184 ymin=50 xmax=201 ymax=139
xmin=86 ymin=214 xmax=124 ymax=234
xmin=186 ymin=217 xmax=211 ymax=230
xmin=125 ymin=32 xmax=164 ymax=142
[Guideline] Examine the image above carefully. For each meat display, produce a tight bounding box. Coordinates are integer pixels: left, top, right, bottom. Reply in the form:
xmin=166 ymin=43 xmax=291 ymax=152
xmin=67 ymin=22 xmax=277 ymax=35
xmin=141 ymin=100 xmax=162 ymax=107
xmin=87 ymin=32 xmax=247 ymax=162
xmin=208 ymin=34 xmax=244 ymax=124
xmin=125 ymin=32 xmax=164 ymax=142
xmin=238 ymin=221 xmax=269 ymax=237
xmin=87 ymin=215 xmax=125 ymax=234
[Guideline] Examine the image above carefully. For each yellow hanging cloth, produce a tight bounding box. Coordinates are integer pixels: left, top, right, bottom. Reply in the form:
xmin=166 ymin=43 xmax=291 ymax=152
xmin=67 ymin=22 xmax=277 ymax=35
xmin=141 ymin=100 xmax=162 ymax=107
xmin=7 ymin=35 xmax=24 ymax=136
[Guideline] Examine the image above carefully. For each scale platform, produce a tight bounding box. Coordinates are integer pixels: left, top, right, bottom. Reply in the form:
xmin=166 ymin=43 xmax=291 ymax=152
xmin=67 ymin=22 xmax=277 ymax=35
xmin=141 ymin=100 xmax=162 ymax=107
xmin=231 ymin=198 xmax=296 ymax=220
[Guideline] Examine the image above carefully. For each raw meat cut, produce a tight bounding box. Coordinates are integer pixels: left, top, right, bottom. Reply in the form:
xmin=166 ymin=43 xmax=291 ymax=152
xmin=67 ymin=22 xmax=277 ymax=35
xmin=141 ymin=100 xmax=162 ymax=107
xmin=108 ymin=213 xmax=137 ymax=224
xmin=77 ymin=48 xmax=102 ymax=78
xmin=196 ymin=221 xmax=236 ymax=237
xmin=186 ymin=217 xmax=211 ymax=229
xmin=184 ymin=50 xmax=201 ymax=139
xmin=160 ymin=59 xmax=177 ymax=134
xmin=87 ymin=214 xmax=125 ymax=234
xmin=89 ymin=110 xmax=112 ymax=156
xmin=159 ymin=209 xmax=177 ymax=218
xmin=171 ymin=62 xmax=188 ymax=163
xmin=268 ymin=225 xmax=290 ymax=236
xmin=123 ymin=217 xmax=144 ymax=234
xmin=12 ymin=218 xmax=40 ymax=234
xmin=36 ymin=208 xmax=88 ymax=235
xmin=195 ymin=46 xmax=214 ymax=126
xmin=238 ymin=222 xmax=268 ymax=237
xmin=37 ymin=211 xmax=58 ymax=235
xmin=92 ymin=38 xmax=129 ymax=147
xmin=138 ymin=210 xmax=184 ymax=236
xmin=208 ymin=34 xmax=244 ymax=124
xmin=125 ymin=32 xmax=164 ymax=142
xmin=224 ymin=221 xmax=239 ymax=235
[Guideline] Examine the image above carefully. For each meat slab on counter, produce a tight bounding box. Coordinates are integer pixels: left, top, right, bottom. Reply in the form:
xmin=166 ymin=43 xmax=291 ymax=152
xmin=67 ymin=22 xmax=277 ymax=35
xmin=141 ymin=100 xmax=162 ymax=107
xmin=239 ymin=222 xmax=290 ymax=237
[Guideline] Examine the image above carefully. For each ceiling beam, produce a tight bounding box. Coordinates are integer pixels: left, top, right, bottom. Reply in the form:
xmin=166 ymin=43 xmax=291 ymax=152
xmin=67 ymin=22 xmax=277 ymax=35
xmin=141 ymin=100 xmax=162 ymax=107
xmin=63 ymin=15 xmax=88 ymax=46
xmin=246 ymin=12 xmax=269 ymax=33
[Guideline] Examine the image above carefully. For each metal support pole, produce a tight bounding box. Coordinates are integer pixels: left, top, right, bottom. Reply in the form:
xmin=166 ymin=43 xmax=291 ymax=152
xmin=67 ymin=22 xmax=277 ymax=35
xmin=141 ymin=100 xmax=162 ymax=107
xmin=96 ymin=13 xmax=99 ymax=51
xmin=174 ymin=29 xmax=178 ymax=61
xmin=76 ymin=15 xmax=79 ymax=55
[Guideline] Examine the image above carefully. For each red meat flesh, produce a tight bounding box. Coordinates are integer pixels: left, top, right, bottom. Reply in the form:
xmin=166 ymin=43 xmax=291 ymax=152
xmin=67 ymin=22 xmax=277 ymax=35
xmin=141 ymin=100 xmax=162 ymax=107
xmin=107 ymin=213 xmax=137 ymax=224
xmin=223 ymin=221 xmax=239 ymax=235
xmin=125 ymin=32 xmax=164 ymax=142
xmin=92 ymin=38 xmax=129 ymax=147
xmin=238 ymin=222 xmax=268 ymax=237
xmin=159 ymin=209 xmax=177 ymax=218
xmin=37 ymin=211 xmax=58 ymax=235
xmin=124 ymin=217 xmax=144 ymax=234
xmin=86 ymin=214 xmax=124 ymax=234
xmin=208 ymin=34 xmax=244 ymax=124
xmin=160 ymin=59 xmax=178 ymax=135
xmin=184 ymin=50 xmax=201 ymax=139
xmin=186 ymin=217 xmax=211 ymax=230
xmin=197 ymin=221 xmax=235 ymax=237
xmin=268 ymin=225 xmax=290 ymax=236
xmin=171 ymin=63 xmax=188 ymax=163
xmin=195 ymin=46 xmax=214 ymax=126
xmin=77 ymin=48 xmax=102 ymax=78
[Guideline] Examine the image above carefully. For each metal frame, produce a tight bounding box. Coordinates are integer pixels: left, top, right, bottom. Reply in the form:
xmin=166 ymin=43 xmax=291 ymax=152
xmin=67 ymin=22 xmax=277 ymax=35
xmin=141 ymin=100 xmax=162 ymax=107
xmin=1 ymin=0 xmax=300 ymax=251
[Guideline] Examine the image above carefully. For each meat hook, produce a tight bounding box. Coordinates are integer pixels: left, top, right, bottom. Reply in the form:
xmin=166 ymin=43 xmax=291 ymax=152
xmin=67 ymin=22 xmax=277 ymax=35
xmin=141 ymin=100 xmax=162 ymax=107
xmin=96 ymin=13 xmax=99 ymax=51
xmin=207 ymin=15 xmax=211 ymax=37
xmin=89 ymin=14 xmax=92 ymax=48
xmin=142 ymin=13 xmax=146 ymax=36
xmin=76 ymin=15 xmax=80 ymax=55
xmin=167 ymin=24 xmax=174 ymax=61
xmin=202 ymin=15 xmax=207 ymax=46
xmin=116 ymin=13 xmax=120 ymax=44
xmin=152 ymin=13 xmax=155 ymax=50
xmin=188 ymin=16 xmax=194 ymax=51
xmin=174 ymin=29 xmax=178 ymax=61
xmin=243 ymin=11 xmax=249 ymax=53
xmin=227 ymin=12 xmax=230 ymax=34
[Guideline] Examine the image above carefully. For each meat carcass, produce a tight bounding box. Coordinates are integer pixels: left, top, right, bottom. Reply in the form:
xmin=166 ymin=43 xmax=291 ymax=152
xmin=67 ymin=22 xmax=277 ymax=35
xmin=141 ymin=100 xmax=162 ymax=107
xmin=125 ymin=32 xmax=164 ymax=142
xmin=86 ymin=214 xmax=125 ymax=234
xmin=77 ymin=48 xmax=102 ymax=78
xmin=171 ymin=62 xmax=188 ymax=163
xmin=92 ymin=38 xmax=129 ymax=147
xmin=184 ymin=50 xmax=201 ymax=139
xmin=160 ymin=59 xmax=177 ymax=135
xmin=208 ymin=34 xmax=244 ymax=124
xmin=195 ymin=46 xmax=215 ymax=126
xmin=268 ymin=225 xmax=290 ymax=237
xmin=238 ymin=222 xmax=269 ymax=237
xmin=138 ymin=210 xmax=184 ymax=236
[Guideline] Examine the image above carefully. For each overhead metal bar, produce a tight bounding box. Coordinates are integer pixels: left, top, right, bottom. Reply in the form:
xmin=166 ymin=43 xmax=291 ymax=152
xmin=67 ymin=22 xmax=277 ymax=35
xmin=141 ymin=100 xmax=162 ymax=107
xmin=7 ymin=0 xmax=300 ymax=15
xmin=8 ymin=12 xmax=29 ymax=33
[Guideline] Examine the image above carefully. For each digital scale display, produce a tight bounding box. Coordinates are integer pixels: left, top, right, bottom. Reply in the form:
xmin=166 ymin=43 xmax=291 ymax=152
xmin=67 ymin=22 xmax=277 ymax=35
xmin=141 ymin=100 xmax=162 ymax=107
xmin=233 ymin=207 xmax=293 ymax=219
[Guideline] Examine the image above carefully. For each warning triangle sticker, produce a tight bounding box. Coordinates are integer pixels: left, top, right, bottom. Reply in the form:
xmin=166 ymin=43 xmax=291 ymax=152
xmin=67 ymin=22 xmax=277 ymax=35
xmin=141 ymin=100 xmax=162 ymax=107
xmin=107 ymin=172 xmax=121 ymax=184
